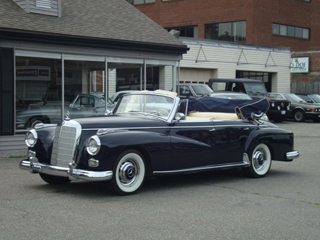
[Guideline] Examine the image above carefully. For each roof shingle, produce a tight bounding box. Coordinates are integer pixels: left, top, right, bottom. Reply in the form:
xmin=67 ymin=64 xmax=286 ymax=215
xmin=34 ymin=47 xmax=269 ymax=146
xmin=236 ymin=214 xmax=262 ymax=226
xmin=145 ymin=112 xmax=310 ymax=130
xmin=0 ymin=0 xmax=186 ymax=48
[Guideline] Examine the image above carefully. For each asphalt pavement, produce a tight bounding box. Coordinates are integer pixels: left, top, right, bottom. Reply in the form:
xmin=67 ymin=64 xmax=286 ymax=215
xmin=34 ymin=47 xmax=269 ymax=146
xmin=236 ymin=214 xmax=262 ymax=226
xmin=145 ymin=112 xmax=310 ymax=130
xmin=0 ymin=121 xmax=319 ymax=240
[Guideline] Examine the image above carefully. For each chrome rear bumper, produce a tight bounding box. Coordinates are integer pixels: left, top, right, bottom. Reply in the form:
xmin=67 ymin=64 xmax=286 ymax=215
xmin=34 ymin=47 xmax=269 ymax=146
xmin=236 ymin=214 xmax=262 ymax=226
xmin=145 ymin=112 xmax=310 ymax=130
xmin=286 ymin=151 xmax=299 ymax=160
xmin=19 ymin=157 xmax=113 ymax=181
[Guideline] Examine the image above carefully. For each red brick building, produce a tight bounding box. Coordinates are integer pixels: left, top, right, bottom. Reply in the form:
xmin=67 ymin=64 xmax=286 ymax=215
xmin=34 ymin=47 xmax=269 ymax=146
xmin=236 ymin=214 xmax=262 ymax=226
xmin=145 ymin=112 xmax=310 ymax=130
xmin=134 ymin=0 xmax=320 ymax=93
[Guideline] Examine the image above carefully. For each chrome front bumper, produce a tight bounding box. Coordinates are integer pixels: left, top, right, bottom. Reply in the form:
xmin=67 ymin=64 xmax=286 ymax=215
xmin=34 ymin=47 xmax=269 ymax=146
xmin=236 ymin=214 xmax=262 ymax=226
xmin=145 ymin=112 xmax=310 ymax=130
xmin=19 ymin=156 xmax=113 ymax=181
xmin=286 ymin=151 xmax=299 ymax=160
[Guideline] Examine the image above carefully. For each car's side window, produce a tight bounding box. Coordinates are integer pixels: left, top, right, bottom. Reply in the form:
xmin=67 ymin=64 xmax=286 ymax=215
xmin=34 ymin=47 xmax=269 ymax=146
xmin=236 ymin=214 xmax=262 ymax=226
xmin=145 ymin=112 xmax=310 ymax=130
xmin=80 ymin=97 xmax=95 ymax=107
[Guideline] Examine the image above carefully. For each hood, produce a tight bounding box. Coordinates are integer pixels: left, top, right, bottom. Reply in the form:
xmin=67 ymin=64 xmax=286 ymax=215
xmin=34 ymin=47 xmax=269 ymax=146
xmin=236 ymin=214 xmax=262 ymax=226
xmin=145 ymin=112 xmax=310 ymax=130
xmin=71 ymin=114 xmax=168 ymax=130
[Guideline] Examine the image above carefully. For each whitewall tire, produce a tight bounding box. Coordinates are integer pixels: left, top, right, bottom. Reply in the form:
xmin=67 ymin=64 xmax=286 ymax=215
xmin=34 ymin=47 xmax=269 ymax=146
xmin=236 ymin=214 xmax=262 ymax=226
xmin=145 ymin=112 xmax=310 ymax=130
xmin=243 ymin=143 xmax=272 ymax=178
xmin=112 ymin=150 xmax=146 ymax=195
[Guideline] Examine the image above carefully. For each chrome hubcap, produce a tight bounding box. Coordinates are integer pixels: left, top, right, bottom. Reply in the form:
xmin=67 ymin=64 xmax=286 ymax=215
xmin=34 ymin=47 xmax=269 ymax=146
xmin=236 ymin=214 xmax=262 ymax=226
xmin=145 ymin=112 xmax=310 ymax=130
xmin=119 ymin=161 xmax=137 ymax=186
xmin=253 ymin=150 xmax=265 ymax=171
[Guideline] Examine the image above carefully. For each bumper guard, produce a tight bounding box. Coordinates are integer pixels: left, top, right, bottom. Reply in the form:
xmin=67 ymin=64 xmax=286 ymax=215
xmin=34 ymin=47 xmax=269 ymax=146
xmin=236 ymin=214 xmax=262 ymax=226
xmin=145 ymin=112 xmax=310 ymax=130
xmin=19 ymin=157 xmax=113 ymax=181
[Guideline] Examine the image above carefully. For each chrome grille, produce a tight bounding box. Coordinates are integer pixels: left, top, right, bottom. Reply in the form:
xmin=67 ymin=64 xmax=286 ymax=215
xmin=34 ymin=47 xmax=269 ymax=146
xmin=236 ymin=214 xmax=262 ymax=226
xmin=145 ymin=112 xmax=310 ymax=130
xmin=51 ymin=120 xmax=82 ymax=167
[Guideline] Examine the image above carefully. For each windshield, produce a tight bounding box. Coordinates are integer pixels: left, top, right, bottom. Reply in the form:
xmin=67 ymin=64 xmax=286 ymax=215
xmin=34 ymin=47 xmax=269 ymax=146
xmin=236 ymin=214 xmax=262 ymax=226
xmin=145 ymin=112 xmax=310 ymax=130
xmin=245 ymin=83 xmax=268 ymax=95
xmin=114 ymin=94 xmax=175 ymax=119
xmin=191 ymin=85 xmax=214 ymax=95
xmin=309 ymin=94 xmax=320 ymax=103
xmin=268 ymin=93 xmax=286 ymax=100
xmin=283 ymin=93 xmax=306 ymax=103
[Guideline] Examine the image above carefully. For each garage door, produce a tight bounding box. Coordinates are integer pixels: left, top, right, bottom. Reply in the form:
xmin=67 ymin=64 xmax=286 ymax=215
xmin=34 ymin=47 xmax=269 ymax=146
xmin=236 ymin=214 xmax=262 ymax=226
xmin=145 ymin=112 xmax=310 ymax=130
xmin=179 ymin=68 xmax=215 ymax=84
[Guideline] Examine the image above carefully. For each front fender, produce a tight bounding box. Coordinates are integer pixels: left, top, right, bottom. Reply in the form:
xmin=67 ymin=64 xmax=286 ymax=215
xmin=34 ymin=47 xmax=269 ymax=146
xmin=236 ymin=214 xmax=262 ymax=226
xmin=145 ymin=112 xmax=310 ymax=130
xmin=82 ymin=130 xmax=172 ymax=173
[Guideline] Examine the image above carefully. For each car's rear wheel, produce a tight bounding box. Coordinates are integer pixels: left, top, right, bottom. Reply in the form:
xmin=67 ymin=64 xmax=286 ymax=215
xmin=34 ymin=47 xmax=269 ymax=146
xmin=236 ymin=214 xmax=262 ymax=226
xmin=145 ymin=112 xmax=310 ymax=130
xmin=243 ymin=143 xmax=272 ymax=178
xmin=112 ymin=150 xmax=146 ymax=195
xmin=293 ymin=110 xmax=305 ymax=122
xmin=39 ymin=173 xmax=71 ymax=185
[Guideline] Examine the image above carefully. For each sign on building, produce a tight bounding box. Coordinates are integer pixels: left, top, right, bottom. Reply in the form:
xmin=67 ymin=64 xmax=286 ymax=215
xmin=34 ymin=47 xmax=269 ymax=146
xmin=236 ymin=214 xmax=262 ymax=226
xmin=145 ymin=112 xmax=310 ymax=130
xmin=290 ymin=57 xmax=309 ymax=73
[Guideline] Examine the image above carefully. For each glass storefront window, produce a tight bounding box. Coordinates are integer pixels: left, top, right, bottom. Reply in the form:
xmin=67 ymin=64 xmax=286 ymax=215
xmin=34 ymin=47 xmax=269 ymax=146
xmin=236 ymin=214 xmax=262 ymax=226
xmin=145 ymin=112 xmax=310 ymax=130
xmin=15 ymin=53 xmax=178 ymax=132
xmin=16 ymin=56 xmax=62 ymax=130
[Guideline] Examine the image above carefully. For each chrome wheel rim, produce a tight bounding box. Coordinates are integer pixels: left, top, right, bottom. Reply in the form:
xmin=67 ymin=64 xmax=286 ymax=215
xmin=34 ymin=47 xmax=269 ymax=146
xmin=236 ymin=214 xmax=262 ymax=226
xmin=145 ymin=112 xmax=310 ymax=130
xmin=253 ymin=150 xmax=266 ymax=171
xmin=119 ymin=160 xmax=139 ymax=186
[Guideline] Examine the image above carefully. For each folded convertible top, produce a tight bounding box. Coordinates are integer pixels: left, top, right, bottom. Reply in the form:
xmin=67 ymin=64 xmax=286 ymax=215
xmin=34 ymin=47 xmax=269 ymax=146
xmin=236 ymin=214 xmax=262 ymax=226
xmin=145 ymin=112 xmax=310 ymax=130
xmin=180 ymin=97 xmax=269 ymax=119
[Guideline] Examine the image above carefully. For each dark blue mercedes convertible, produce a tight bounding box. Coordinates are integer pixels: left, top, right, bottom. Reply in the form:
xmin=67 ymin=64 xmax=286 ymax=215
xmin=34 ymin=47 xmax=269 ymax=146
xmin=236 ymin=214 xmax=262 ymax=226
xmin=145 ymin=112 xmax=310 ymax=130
xmin=20 ymin=90 xmax=299 ymax=195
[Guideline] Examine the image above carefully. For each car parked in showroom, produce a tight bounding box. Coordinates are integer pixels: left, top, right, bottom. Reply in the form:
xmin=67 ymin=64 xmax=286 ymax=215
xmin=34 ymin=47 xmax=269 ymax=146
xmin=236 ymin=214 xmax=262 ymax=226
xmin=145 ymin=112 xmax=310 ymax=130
xmin=295 ymin=93 xmax=320 ymax=104
xmin=268 ymin=93 xmax=320 ymax=122
xmin=20 ymin=90 xmax=299 ymax=195
xmin=16 ymin=94 xmax=114 ymax=129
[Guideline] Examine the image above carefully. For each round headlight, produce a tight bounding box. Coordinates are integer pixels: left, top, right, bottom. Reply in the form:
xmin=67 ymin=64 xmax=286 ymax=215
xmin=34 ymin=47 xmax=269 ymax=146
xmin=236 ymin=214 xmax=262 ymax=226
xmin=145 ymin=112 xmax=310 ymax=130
xmin=25 ymin=129 xmax=38 ymax=147
xmin=86 ymin=136 xmax=101 ymax=156
xmin=271 ymin=103 xmax=275 ymax=107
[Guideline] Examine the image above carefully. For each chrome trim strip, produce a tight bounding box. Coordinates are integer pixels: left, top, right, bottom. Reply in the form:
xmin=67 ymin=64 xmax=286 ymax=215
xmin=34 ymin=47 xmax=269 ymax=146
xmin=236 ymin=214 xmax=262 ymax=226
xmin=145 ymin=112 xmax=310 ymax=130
xmin=19 ymin=159 xmax=113 ymax=181
xmin=153 ymin=162 xmax=250 ymax=175
xmin=82 ymin=124 xmax=253 ymax=131
xmin=286 ymin=151 xmax=299 ymax=160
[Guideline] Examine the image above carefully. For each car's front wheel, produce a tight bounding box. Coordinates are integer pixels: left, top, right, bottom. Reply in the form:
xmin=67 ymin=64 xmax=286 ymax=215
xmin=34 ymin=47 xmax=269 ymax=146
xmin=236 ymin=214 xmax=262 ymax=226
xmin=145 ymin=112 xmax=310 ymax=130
xmin=39 ymin=173 xmax=71 ymax=185
xmin=112 ymin=150 xmax=146 ymax=195
xmin=242 ymin=143 xmax=272 ymax=178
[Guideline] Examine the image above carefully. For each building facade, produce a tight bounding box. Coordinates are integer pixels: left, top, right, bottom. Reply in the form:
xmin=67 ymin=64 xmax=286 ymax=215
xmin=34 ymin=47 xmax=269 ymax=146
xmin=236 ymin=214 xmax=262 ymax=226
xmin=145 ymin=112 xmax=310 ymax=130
xmin=133 ymin=0 xmax=320 ymax=93
xmin=0 ymin=0 xmax=188 ymax=136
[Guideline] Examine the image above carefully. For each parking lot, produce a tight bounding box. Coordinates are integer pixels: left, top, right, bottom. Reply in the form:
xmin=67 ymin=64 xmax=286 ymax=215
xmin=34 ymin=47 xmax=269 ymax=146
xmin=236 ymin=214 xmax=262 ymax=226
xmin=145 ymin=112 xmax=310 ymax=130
xmin=0 ymin=121 xmax=319 ymax=240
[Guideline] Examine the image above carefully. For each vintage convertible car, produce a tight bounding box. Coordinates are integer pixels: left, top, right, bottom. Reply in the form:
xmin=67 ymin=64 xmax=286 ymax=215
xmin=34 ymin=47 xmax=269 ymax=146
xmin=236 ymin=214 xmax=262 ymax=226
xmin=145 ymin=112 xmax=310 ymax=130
xmin=19 ymin=90 xmax=299 ymax=195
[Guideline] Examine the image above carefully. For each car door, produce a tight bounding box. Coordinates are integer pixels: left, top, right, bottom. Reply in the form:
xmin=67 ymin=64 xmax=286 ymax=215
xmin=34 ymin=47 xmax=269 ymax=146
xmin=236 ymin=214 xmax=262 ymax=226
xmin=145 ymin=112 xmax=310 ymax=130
xmin=170 ymin=120 xmax=217 ymax=170
xmin=210 ymin=120 xmax=253 ymax=164
xmin=170 ymin=119 xmax=253 ymax=170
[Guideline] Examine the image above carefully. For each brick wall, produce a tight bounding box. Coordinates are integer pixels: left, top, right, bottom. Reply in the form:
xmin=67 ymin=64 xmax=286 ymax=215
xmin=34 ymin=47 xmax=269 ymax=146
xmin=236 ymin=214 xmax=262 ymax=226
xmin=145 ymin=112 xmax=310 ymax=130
xmin=135 ymin=0 xmax=320 ymax=52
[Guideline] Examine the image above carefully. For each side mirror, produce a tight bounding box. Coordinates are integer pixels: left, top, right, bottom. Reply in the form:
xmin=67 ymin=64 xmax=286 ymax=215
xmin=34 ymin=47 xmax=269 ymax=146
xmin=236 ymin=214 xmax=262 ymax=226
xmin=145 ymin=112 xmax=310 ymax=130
xmin=175 ymin=112 xmax=185 ymax=121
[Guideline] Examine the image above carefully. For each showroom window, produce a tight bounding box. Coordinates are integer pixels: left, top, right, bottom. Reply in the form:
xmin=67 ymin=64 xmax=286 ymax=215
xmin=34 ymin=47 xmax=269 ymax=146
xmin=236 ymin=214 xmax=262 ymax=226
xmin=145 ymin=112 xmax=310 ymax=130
xmin=205 ymin=21 xmax=246 ymax=42
xmin=272 ymin=23 xmax=309 ymax=39
xmin=165 ymin=26 xmax=198 ymax=38
xmin=15 ymin=51 xmax=177 ymax=131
